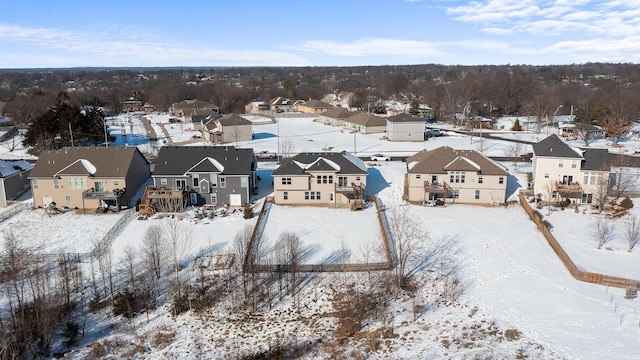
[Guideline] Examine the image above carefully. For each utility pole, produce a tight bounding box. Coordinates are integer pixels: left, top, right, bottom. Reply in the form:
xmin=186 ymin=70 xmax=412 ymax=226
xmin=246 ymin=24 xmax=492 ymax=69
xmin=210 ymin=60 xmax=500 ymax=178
xmin=69 ymin=122 xmax=74 ymax=146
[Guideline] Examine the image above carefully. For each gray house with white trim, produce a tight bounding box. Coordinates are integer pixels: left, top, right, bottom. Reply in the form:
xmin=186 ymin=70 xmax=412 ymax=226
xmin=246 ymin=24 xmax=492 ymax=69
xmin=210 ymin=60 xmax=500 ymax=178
xmin=152 ymin=146 xmax=257 ymax=208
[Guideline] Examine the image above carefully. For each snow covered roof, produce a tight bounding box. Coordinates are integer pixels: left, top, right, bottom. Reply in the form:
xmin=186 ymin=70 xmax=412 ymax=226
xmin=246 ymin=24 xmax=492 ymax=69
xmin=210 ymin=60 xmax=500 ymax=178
xmin=0 ymin=159 xmax=32 ymax=178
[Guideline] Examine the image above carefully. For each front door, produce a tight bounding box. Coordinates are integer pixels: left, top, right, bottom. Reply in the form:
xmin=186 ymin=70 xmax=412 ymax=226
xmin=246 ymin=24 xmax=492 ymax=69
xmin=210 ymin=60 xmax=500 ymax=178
xmin=562 ymin=175 xmax=573 ymax=185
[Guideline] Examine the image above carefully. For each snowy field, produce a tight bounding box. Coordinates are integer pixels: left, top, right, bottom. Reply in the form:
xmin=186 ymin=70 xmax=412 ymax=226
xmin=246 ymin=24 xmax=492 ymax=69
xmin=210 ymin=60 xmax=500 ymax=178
xmin=2 ymin=112 xmax=640 ymax=358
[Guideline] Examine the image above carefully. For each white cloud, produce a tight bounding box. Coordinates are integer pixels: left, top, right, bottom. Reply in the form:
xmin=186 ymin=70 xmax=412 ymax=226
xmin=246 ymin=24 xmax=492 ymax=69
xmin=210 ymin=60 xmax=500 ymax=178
xmin=482 ymin=27 xmax=513 ymax=35
xmin=296 ymin=38 xmax=448 ymax=58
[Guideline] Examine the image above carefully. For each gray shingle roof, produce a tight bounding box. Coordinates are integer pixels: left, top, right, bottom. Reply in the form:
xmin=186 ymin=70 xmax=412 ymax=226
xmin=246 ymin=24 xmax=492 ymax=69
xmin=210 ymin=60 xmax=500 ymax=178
xmin=272 ymin=151 xmax=367 ymax=176
xmin=386 ymin=113 xmax=426 ymax=123
xmin=29 ymin=146 xmax=146 ymax=178
xmin=345 ymin=112 xmax=387 ymax=127
xmin=581 ymin=148 xmax=610 ymax=171
xmin=532 ymin=134 xmax=583 ymax=158
xmin=218 ymin=113 xmax=252 ymax=126
xmin=153 ymin=146 xmax=255 ymax=176
xmin=407 ymin=147 xmax=508 ymax=175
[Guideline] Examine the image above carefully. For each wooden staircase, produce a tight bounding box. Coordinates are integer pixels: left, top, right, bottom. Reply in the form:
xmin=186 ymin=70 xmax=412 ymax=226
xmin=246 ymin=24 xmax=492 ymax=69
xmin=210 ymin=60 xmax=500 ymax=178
xmin=138 ymin=186 xmax=156 ymax=216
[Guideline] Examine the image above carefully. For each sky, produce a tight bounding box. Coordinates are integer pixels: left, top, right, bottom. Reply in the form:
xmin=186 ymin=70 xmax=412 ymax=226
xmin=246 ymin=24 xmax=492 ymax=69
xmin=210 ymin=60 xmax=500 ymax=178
xmin=1 ymin=0 xmax=640 ymax=68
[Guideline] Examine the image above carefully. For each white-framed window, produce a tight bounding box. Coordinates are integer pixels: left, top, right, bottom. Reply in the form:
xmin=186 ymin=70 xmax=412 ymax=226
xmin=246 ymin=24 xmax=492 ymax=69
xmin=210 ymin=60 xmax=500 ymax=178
xmin=160 ymin=178 xmax=167 ymax=185
xmin=356 ymin=176 xmax=361 ymax=181
xmin=65 ymin=195 xmax=71 ymax=205
xmin=416 ymin=174 xmax=421 ymax=179
xmin=211 ymin=174 xmax=218 ymax=187
xmin=54 ymin=179 xmax=59 ymax=189
xmin=241 ymin=177 xmax=247 ymax=188
xmin=192 ymin=176 xmax=199 ymax=187
xmin=114 ymin=180 xmax=119 ymax=186
xmin=499 ymin=177 xmax=504 ymax=184
xmin=304 ymin=191 xmax=309 ymax=200
xmin=475 ymin=190 xmax=480 ymax=200
xmin=211 ymin=193 xmax=217 ymax=204
xmin=559 ymin=159 xmax=564 ymax=168
xmin=283 ymin=191 xmax=288 ymax=200
xmin=478 ymin=176 xmax=483 ymax=184
xmin=316 ymin=191 xmax=321 ymax=200
xmin=449 ymin=172 xmax=465 ymax=183
xmin=571 ymin=160 xmax=577 ymax=169
xmin=32 ymin=179 xmax=38 ymax=189
xmin=281 ymin=177 xmax=291 ymax=185
xmin=544 ymin=173 xmax=550 ymax=179
xmin=328 ymin=176 xmax=333 ymax=184
xmin=220 ymin=177 xmax=226 ymax=188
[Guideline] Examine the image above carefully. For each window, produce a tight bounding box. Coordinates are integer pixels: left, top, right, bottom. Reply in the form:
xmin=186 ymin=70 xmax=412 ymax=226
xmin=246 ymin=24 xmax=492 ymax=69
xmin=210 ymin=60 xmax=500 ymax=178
xmin=304 ymin=191 xmax=309 ymax=200
xmin=499 ymin=177 xmax=504 ymax=184
xmin=356 ymin=176 xmax=361 ymax=181
xmin=478 ymin=176 xmax=483 ymax=184
xmin=54 ymin=179 xmax=59 ymax=189
xmin=69 ymin=177 xmax=87 ymax=190
xmin=32 ymin=179 xmax=38 ymax=189
xmin=416 ymin=174 xmax=421 ymax=179
xmin=475 ymin=190 xmax=480 ymax=200
xmin=558 ymin=159 xmax=564 ymax=168
xmin=328 ymin=176 xmax=333 ymax=184
xmin=317 ymin=176 xmax=322 ymax=184
xmin=450 ymin=172 xmax=464 ymax=183
xmin=190 ymin=192 xmax=198 ymax=204
xmin=114 ymin=180 xmax=119 ymax=186
xmin=160 ymin=178 xmax=167 ymax=185
xmin=454 ymin=189 xmax=460 ymax=199
xmin=544 ymin=173 xmax=549 ymax=179
xmin=94 ymin=182 xmax=104 ymax=192
xmin=283 ymin=191 xmax=288 ymax=200
xmin=310 ymin=192 xmax=316 ymax=200
xmin=241 ymin=177 xmax=247 ymax=188
xmin=461 ymin=174 xmax=466 ymax=183
xmin=211 ymin=193 xmax=217 ymax=204
xmin=193 ymin=176 xmax=199 ymax=187
xmin=65 ymin=195 xmax=71 ymax=205
xmin=316 ymin=191 xmax=321 ymax=200
xmin=281 ymin=177 xmax=291 ymax=185
xmin=211 ymin=174 xmax=218 ymax=187
xmin=571 ymin=160 xmax=577 ymax=169
xmin=220 ymin=177 xmax=226 ymax=188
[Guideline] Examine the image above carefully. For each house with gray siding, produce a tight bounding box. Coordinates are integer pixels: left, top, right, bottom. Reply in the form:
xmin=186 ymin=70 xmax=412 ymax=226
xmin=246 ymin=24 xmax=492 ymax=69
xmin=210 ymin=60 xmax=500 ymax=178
xmin=0 ymin=159 xmax=32 ymax=207
xmin=152 ymin=146 xmax=257 ymax=208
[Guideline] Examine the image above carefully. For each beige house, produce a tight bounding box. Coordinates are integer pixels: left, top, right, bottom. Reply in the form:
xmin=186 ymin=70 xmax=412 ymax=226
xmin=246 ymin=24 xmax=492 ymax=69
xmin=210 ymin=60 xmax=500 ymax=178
xmin=319 ymin=108 xmax=354 ymax=126
xmin=170 ymin=99 xmax=219 ymax=118
xmin=296 ymin=100 xmax=335 ymax=115
xmin=343 ymin=112 xmax=387 ymax=134
xmin=272 ymin=151 xmax=368 ymax=210
xmin=532 ymin=134 xmax=610 ymax=205
xmin=29 ymin=147 xmax=150 ymax=211
xmin=406 ymin=147 xmax=509 ymax=205
xmin=386 ymin=114 xmax=426 ymax=141
xmin=202 ymin=113 xmax=253 ymax=144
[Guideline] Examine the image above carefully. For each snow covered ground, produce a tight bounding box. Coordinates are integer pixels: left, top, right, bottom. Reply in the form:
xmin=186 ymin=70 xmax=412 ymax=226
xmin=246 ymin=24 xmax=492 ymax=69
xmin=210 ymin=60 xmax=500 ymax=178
xmin=2 ymin=112 xmax=640 ymax=358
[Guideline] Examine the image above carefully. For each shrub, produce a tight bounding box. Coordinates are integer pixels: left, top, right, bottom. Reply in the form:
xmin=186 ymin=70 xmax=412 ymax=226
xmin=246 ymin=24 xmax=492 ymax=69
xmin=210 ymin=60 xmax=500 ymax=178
xmin=243 ymin=203 xmax=253 ymax=219
xmin=620 ymin=196 xmax=634 ymax=209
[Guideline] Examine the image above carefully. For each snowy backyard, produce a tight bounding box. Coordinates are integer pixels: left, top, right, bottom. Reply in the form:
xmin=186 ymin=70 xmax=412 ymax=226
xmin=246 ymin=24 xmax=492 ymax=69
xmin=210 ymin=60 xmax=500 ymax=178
xmin=1 ymin=112 xmax=640 ymax=358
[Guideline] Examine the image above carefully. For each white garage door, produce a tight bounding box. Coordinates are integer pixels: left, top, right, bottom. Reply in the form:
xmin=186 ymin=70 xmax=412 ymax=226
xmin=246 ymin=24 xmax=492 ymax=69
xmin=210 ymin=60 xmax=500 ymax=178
xmin=229 ymin=194 xmax=242 ymax=207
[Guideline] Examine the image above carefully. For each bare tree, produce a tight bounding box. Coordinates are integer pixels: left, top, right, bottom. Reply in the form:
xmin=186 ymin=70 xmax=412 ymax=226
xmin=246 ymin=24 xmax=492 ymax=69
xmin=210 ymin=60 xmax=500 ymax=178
xmin=504 ymin=141 xmax=524 ymax=170
xmin=387 ymin=206 xmax=429 ymax=291
xmin=141 ymin=225 xmax=166 ymax=280
xmin=623 ymin=215 xmax=640 ymax=252
xmin=592 ymin=174 xmax=610 ymax=214
xmin=541 ymin=181 xmax=557 ymax=216
xmin=162 ymin=215 xmax=193 ymax=300
xmin=279 ymin=136 xmax=295 ymax=159
xmin=610 ymin=155 xmax=638 ymax=198
xmin=593 ymin=217 xmax=615 ymax=249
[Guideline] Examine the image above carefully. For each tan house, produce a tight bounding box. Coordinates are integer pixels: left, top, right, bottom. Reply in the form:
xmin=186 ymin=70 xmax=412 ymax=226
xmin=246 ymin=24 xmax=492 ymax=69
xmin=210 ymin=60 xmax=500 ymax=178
xmin=296 ymin=100 xmax=335 ymax=115
xmin=532 ymin=134 xmax=610 ymax=205
xmin=343 ymin=112 xmax=387 ymax=134
xmin=29 ymin=147 xmax=150 ymax=211
xmin=202 ymin=113 xmax=253 ymax=144
xmin=170 ymin=99 xmax=219 ymax=118
xmin=406 ymin=147 xmax=509 ymax=205
xmin=272 ymin=151 xmax=368 ymax=210
xmin=386 ymin=114 xmax=426 ymax=141
xmin=319 ymin=108 xmax=354 ymax=126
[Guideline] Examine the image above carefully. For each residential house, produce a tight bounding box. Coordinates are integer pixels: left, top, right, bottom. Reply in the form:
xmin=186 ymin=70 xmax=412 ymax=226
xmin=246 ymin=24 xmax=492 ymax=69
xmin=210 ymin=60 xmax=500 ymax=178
xmin=201 ymin=113 xmax=253 ymax=144
xmin=320 ymin=92 xmax=355 ymax=109
xmin=272 ymin=151 xmax=368 ymax=210
xmin=245 ymin=101 xmax=271 ymax=114
xmin=270 ymin=97 xmax=294 ymax=112
xmin=150 ymin=146 xmax=256 ymax=211
xmin=319 ymin=108 xmax=354 ymax=126
xmin=29 ymin=147 xmax=151 ymax=211
xmin=386 ymin=114 xmax=426 ymax=141
xmin=343 ymin=112 xmax=387 ymax=134
xmin=192 ymin=113 xmax=222 ymax=132
xmin=0 ymin=160 xmax=33 ymax=207
xmin=532 ymin=134 xmax=610 ymax=205
xmin=170 ymin=99 xmax=219 ymax=118
xmin=296 ymin=100 xmax=334 ymax=115
xmin=406 ymin=147 xmax=509 ymax=205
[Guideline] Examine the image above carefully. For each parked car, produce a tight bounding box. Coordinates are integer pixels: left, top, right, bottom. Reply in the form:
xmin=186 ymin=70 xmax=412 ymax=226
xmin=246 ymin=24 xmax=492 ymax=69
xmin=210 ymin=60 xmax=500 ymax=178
xmin=426 ymin=129 xmax=443 ymax=137
xmin=370 ymin=154 xmax=391 ymax=161
xmin=256 ymin=150 xmax=277 ymax=159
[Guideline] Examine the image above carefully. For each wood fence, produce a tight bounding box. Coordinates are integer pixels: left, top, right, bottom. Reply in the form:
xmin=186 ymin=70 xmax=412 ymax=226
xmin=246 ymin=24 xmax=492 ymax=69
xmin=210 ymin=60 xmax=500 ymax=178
xmin=518 ymin=192 xmax=640 ymax=290
xmin=244 ymin=196 xmax=394 ymax=273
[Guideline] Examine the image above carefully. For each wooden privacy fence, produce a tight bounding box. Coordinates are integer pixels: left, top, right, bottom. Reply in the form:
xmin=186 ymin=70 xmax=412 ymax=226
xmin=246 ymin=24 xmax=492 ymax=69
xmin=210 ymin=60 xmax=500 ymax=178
xmin=244 ymin=196 xmax=395 ymax=273
xmin=518 ymin=192 xmax=640 ymax=290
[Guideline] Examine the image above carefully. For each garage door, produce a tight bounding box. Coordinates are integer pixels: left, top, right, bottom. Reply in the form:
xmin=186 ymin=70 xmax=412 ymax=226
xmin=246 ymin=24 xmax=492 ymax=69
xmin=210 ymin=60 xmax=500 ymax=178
xmin=229 ymin=194 xmax=242 ymax=207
